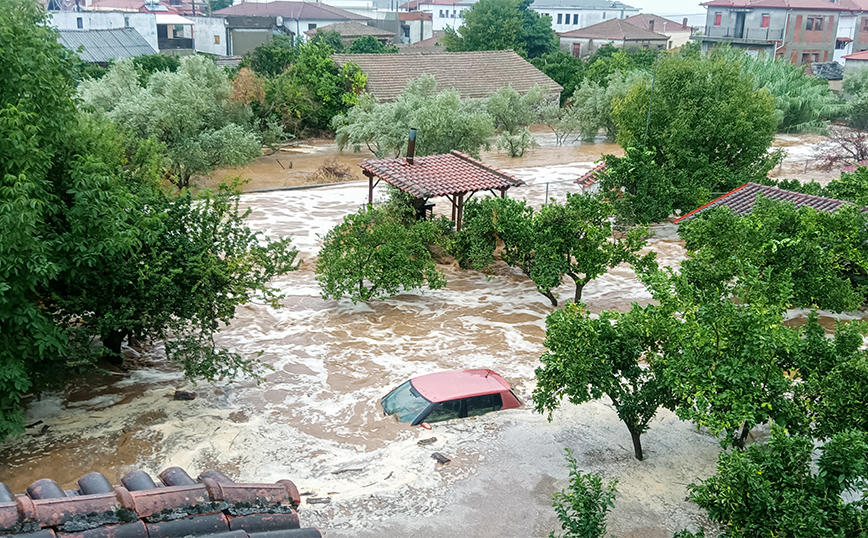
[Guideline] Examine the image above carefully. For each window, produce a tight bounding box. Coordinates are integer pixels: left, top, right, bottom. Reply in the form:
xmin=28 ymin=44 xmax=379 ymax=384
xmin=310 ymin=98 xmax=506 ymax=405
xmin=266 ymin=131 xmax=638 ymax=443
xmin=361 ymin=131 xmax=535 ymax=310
xmin=124 ymin=15 xmax=129 ymax=27
xmin=714 ymin=12 xmax=722 ymax=26
xmin=76 ymin=16 xmax=83 ymax=28
xmin=308 ymin=23 xmax=316 ymax=30
xmin=761 ymin=14 xmax=770 ymax=28
xmin=214 ymin=34 xmax=220 ymax=44
xmin=466 ymin=394 xmax=503 ymax=417
xmin=836 ymin=38 xmax=848 ymax=49
xmin=602 ymin=11 xmax=606 ymax=19
xmin=439 ymin=9 xmax=444 ymax=17
xmin=425 ymin=400 xmax=462 ymax=423
xmin=806 ymin=16 xmax=822 ymax=31
xmin=573 ymin=13 xmax=578 ymax=25
xmin=863 ymin=17 xmax=868 ymax=31
xmin=572 ymin=42 xmax=581 ymax=56
xmin=557 ymin=13 xmax=562 ymax=24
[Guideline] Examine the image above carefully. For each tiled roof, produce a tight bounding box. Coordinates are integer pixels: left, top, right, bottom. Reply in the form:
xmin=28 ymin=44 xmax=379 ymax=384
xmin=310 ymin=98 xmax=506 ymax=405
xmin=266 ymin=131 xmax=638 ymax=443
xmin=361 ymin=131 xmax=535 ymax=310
xmin=675 ymin=182 xmax=853 ymax=223
xmin=398 ymin=11 xmax=432 ymax=20
xmin=701 ymin=0 xmax=859 ymax=11
xmin=360 ymin=150 xmax=525 ymax=198
xmin=558 ymin=18 xmax=669 ymax=40
xmin=623 ymin=13 xmax=689 ymax=32
xmin=57 ymin=28 xmax=156 ymax=63
xmin=843 ymin=49 xmax=868 ymax=60
xmin=0 ymin=467 xmax=320 ymax=538
xmin=332 ymin=50 xmax=562 ymax=101
xmin=404 ymin=30 xmax=445 ymax=49
xmin=306 ymin=21 xmax=395 ymax=39
xmin=575 ymin=162 xmax=606 ymax=188
xmin=214 ymin=1 xmax=367 ymax=21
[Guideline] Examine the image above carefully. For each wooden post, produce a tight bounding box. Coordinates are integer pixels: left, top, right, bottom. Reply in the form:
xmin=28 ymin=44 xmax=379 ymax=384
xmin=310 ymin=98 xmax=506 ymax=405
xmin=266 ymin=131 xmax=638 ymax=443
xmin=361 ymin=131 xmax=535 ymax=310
xmin=500 ymin=187 xmax=507 ymax=198
xmin=456 ymin=192 xmax=465 ymax=231
xmin=451 ymin=196 xmax=457 ymax=223
xmin=365 ymin=171 xmax=375 ymax=206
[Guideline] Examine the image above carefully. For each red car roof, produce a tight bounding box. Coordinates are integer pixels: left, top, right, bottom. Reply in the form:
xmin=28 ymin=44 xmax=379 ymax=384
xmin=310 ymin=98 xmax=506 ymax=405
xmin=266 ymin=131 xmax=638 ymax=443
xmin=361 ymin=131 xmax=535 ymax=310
xmin=410 ymin=369 xmax=512 ymax=403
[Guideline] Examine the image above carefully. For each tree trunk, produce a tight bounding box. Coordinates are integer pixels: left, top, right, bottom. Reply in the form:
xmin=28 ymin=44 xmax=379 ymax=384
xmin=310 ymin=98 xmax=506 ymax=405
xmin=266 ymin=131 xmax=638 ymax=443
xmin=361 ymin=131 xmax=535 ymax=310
xmin=540 ymin=289 xmax=558 ymax=307
xmin=628 ymin=425 xmax=644 ymax=461
xmin=733 ymin=422 xmax=751 ymax=451
xmin=102 ymin=329 xmax=128 ymax=366
xmin=574 ymin=282 xmax=585 ymax=303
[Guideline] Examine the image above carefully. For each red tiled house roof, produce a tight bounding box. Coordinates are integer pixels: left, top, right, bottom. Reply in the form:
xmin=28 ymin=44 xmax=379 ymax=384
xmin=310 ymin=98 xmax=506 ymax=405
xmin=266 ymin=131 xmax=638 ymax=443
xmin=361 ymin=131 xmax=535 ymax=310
xmin=361 ymin=150 xmax=524 ymax=198
xmin=623 ymin=13 xmax=689 ymax=32
xmin=332 ymin=50 xmax=562 ymax=102
xmin=558 ymin=18 xmax=669 ymax=40
xmin=0 ymin=467 xmax=320 ymax=538
xmin=575 ymin=162 xmax=606 ymax=188
xmin=675 ymin=182 xmax=853 ymax=223
xmin=214 ymin=1 xmax=367 ymax=21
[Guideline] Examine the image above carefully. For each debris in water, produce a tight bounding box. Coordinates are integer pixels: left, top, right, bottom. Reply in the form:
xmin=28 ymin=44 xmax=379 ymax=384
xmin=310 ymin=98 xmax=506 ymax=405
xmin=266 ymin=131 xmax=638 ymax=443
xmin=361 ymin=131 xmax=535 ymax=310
xmin=25 ymin=420 xmax=43 ymax=429
xmin=417 ymin=437 xmax=437 ymax=446
xmin=31 ymin=425 xmax=49 ymax=437
xmin=173 ymin=391 xmax=196 ymax=401
xmin=299 ymin=492 xmax=316 ymax=496
xmin=331 ymin=468 xmax=363 ymax=475
xmin=431 ymin=452 xmax=451 ymax=465
xmin=307 ymin=497 xmax=331 ymax=505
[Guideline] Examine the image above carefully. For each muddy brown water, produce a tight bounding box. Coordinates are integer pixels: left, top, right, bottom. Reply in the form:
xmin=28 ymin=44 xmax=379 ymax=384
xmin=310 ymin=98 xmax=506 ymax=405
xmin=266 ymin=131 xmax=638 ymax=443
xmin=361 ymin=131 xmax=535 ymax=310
xmin=0 ymin=132 xmax=856 ymax=537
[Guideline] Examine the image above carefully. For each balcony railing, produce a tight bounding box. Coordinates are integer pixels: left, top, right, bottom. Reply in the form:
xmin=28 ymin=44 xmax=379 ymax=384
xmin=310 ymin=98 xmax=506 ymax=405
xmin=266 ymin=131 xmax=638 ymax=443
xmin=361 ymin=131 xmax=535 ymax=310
xmin=698 ymin=25 xmax=784 ymax=41
xmin=158 ymin=37 xmax=194 ymax=50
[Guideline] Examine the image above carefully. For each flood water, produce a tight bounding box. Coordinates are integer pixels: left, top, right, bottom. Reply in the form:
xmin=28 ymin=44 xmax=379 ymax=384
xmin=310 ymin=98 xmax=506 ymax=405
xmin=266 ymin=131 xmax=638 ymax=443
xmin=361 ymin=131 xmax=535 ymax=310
xmin=0 ymin=132 xmax=850 ymax=537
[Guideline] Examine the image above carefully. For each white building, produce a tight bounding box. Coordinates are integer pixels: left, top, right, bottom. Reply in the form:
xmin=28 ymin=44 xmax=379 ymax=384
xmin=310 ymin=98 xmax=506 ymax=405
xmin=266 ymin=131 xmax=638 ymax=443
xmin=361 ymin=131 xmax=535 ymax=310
xmin=49 ymin=10 xmax=159 ymax=52
xmin=529 ymin=0 xmax=639 ymax=33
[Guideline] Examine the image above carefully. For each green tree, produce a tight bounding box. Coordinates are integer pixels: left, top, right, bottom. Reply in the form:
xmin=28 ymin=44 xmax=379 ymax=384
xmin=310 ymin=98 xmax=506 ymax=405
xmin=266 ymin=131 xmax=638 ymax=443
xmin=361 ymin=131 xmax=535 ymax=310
xmin=346 ymin=35 xmax=398 ymax=54
xmin=241 ymin=34 xmax=298 ymax=77
xmin=549 ymin=449 xmax=618 ymax=538
xmin=315 ymin=205 xmax=447 ymax=303
xmin=689 ymin=428 xmax=868 ymax=537
xmin=80 ymin=56 xmax=263 ymax=188
xmin=310 ymin=29 xmax=344 ymax=53
xmin=534 ymin=303 xmax=676 ymax=460
xmin=529 ymin=51 xmax=586 ymax=105
xmin=451 ymin=194 xmax=651 ymax=306
xmin=333 ymin=75 xmax=494 ymax=158
xmin=487 ymin=85 xmax=544 ymax=157
xmin=600 ymin=147 xmax=675 ymax=225
xmin=571 ymin=70 xmax=644 ymax=141
xmin=612 ymin=54 xmax=779 ymax=214
xmin=442 ymin=0 xmax=557 ymax=59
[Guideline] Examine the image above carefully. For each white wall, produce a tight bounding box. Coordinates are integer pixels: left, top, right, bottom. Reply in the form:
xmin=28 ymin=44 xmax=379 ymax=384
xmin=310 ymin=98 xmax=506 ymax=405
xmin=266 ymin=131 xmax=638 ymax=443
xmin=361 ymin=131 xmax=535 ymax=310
xmin=50 ymin=11 xmax=159 ymax=52
xmin=534 ymin=7 xmax=639 ymax=32
xmin=191 ymin=16 xmax=227 ymax=55
xmin=836 ymin=13 xmax=855 ymax=63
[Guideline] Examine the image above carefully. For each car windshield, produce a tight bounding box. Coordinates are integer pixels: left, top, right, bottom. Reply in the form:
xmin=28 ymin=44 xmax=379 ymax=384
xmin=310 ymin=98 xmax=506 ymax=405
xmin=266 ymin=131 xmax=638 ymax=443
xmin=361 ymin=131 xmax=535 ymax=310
xmin=382 ymin=380 xmax=432 ymax=423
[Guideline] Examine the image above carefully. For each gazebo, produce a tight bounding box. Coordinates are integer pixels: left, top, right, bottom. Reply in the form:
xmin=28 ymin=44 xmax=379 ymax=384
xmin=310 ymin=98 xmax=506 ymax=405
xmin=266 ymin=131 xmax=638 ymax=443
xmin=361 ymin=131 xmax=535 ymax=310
xmin=360 ymin=150 xmax=525 ymax=230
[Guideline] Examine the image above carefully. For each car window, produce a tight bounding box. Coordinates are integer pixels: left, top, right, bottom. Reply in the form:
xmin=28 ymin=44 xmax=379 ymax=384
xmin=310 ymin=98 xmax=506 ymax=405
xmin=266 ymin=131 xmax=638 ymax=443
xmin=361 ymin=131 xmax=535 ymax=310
xmin=466 ymin=393 xmax=503 ymax=417
xmin=382 ymin=381 xmax=433 ymax=423
xmin=424 ymin=399 xmax=462 ymax=423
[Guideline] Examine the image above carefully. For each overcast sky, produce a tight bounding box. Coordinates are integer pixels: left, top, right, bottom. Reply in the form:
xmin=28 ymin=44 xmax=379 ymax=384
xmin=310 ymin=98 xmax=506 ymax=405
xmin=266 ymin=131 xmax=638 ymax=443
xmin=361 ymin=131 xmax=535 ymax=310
xmin=632 ymin=0 xmax=708 ymax=26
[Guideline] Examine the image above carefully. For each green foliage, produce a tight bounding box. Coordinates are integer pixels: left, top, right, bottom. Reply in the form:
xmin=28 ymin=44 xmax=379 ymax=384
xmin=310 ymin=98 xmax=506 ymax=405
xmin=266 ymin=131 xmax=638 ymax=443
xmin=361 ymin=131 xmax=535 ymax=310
xmin=549 ymin=449 xmax=618 ymax=538
xmin=601 ymin=147 xmax=674 ymax=224
xmin=346 ymin=35 xmax=398 ymax=54
xmin=333 ymin=75 xmax=494 ymax=158
xmin=451 ymin=194 xmax=651 ymax=306
xmin=80 ymin=56 xmax=262 ymax=188
xmin=712 ymin=46 xmax=844 ymax=132
xmin=571 ymin=70 xmax=644 ymax=141
xmin=496 ymin=128 xmax=537 ymax=157
xmin=612 ymin=54 xmax=778 ymax=214
xmin=315 ymin=205 xmax=447 ymax=303
xmin=487 ymin=85 xmax=545 ymax=156
xmin=679 ymin=199 xmax=868 ymax=312
xmin=131 ymin=53 xmax=180 ymax=83
xmin=689 ymin=428 xmax=868 ymax=537
xmin=207 ymin=0 xmax=232 ymax=13
xmin=442 ymin=0 xmax=558 ymax=59
xmin=529 ymin=51 xmax=586 ymax=105
xmin=241 ymin=34 xmax=297 ymax=77
xmin=1 ymin=0 xmax=300 ymax=441
xmin=534 ymin=303 xmax=675 ymax=460
xmin=764 ymin=165 xmax=868 ymax=206
xmin=585 ymin=46 xmax=655 ymax=85
xmin=843 ymin=66 xmax=868 ymax=129
xmin=310 ymin=30 xmax=344 ymax=53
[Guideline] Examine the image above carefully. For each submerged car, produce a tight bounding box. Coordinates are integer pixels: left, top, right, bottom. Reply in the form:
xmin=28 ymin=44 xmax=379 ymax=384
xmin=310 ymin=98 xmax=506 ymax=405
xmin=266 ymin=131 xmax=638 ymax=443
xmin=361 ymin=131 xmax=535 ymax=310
xmin=381 ymin=369 xmax=521 ymax=426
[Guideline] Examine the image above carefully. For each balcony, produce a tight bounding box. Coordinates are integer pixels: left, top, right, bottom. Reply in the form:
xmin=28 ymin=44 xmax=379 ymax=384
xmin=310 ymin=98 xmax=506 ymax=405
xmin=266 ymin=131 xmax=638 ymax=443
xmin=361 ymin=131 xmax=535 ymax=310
xmin=158 ymin=37 xmax=194 ymax=50
xmin=695 ymin=25 xmax=784 ymax=43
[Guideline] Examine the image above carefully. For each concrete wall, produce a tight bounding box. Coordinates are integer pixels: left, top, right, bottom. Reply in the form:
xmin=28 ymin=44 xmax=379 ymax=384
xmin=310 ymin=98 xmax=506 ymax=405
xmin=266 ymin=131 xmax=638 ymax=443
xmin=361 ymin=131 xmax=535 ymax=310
xmin=50 ymin=11 xmax=159 ymax=52
xmin=780 ymin=10 xmax=838 ymax=65
xmin=560 ymin=36 xmax=666 ymax=58
xmin=534 ymin=6 xmax=639 ymax=33
xmin=191 ymin=16 xmax=227 ymax=55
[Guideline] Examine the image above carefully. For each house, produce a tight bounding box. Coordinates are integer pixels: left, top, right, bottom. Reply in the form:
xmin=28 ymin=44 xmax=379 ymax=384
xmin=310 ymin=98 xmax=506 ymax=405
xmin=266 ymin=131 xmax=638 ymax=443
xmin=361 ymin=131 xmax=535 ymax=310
xmin=529 ymin=0 xmax=640 ymax=33
xmin=558 ymin=18 xmax=668 ymax=57
xmin=675 ymin=182 xmax=855 ymax=223
xmin=694 ymin=0 xmax=861 ymax=66
xmin=843 ymin=49 xmax=868 ymax=77
xmin=57 ymin=27 xmax=157 ymax=63
xmin=213 ymin=1 xmax=370 ymax=55
xmin=398 ymin=12 xmax=434 ymax=44
xmin=306 ymin=20 xmax=397 ymax=45
xmin=399 ymin=0 xmax=477 ymax=31
xmin=623 ymin=13 xmax=693 ymax=49
xmin=331 ymin=50 xmax=563 ymax=101
xmin=401 ymin=29 xmax=445 ymax=51
xmin=49 ymin=11 xmax=160 ymax=52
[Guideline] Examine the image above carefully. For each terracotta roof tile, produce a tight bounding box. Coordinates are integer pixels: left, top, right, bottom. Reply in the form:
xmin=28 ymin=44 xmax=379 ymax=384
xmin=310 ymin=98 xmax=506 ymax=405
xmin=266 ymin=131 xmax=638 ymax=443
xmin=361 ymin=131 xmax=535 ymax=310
xmin=675 ymin=182 xmax=853 ymax=223
xmin=214 ymin=1 xmax=366 ymax=21
xmin=558 ymin=18 xmax=669 ymax=40
xmin=306 ymin=21 xmax=395 ymax=39
xmin=575 ymin=162 xmax=606 ymax=188
xmin=332 ymin=50 xmax=562 ymax=101
xmin=360 ymin=150 xmax=525 ymax=198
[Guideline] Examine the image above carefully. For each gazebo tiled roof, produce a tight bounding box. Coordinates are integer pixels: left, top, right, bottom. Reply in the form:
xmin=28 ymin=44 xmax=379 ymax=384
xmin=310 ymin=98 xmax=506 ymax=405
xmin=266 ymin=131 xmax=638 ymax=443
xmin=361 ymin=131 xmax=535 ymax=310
xmin=575 ymin=162 xmax=606 ymax=188
xmin=360 ymin=150 xmax=524 ymax=198
xmin=675 ymin=182 xmax=853 ymax=223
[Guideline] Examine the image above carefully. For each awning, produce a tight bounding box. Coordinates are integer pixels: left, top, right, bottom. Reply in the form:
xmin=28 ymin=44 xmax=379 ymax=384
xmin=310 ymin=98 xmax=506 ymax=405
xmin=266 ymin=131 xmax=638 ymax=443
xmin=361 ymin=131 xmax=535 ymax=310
xmin=837 ymin=37 xmax=853 ymax=42
xmin=155 ymin=13 xmax=195 ymax=25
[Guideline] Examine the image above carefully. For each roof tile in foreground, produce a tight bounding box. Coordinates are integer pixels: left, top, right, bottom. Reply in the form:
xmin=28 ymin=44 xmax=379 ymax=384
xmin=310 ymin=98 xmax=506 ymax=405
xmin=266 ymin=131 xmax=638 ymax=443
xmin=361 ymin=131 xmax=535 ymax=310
xmin=674 ymin=182 xmax=853 ymax=223
xmin=0 ymin=467 xmax=319 ymax=538
xmin=360 ymin=150 xmax=525 ymax=198
xmin=575 ymin=162 xmax=606 ymax=188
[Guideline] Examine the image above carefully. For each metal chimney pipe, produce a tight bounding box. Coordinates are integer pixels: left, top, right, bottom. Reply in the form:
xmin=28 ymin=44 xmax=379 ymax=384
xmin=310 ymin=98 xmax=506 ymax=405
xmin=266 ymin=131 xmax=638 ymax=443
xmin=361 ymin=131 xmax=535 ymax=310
xmin=682 ymin=17 xmax=688 ymax=29
xmin=406 ymin=128 xmax=417 ymax=164
xmin=648 ymin=19 xmax=654 ymax=32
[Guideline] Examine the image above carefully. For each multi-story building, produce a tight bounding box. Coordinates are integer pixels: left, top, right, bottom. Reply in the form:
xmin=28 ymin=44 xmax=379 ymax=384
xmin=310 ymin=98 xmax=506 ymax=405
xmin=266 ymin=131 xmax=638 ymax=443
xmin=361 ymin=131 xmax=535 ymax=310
xmin=529 ymin=0 xmax=640 ymax=32
xmin=694 ymin=0 xmax=860 ymax=66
